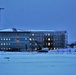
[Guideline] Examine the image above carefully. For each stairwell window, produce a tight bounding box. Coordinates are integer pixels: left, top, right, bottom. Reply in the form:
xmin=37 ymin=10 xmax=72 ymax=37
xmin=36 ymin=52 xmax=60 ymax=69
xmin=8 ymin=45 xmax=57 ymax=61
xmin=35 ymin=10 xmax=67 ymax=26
xmin=48 ymin=43 xmax=50 ymax=46
xmin=48 ymin=38 xmax=50 ymax=41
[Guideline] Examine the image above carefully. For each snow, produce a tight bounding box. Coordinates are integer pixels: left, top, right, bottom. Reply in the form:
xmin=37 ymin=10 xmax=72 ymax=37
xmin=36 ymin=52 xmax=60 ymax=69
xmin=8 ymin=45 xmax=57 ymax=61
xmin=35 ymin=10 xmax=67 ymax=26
xmin=0 ymin=28 xmax=64 ymax=32
xmin=0 ymin=51 xmax=76 ymax=75
xmin=0 ymin=28 xmax=24 ymax=32
xmin=49 ymin=48 xmax=76 ymax=53
xmin=0 ymin=28 xmax=13 ymax=31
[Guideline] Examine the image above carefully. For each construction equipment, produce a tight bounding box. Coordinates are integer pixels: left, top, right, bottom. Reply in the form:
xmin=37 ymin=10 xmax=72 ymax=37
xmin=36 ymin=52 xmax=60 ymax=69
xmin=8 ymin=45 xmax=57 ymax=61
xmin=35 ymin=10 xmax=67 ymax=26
xmin=34 ymin=40 xmax=49 ymax=52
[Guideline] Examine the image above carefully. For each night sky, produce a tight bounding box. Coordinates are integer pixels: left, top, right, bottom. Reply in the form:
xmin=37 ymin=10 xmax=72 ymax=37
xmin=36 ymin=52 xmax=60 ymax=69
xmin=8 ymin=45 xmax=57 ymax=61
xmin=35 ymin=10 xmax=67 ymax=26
xmin=0 ymin=0 xmax=76 ymax=43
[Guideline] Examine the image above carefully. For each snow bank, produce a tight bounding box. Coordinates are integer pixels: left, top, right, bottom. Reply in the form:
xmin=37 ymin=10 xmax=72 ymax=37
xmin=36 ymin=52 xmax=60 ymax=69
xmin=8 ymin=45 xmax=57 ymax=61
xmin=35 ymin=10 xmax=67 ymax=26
xmin=0 ymin=48 xmax=76 ymax=55
xmin=49 ymin=48 xmax=76 ymax=54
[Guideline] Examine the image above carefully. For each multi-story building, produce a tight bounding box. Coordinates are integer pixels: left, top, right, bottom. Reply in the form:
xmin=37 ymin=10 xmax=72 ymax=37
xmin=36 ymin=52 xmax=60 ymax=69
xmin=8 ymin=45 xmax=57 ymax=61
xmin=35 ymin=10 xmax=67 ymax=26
xmin=0 ymin=28 xmax=68 ymax=51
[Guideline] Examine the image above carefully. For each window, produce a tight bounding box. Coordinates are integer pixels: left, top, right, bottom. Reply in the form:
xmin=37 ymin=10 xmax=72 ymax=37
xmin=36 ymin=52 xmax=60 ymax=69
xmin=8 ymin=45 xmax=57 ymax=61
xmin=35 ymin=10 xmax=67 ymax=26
xmin=1 ymin=38 xmax=2 ymax=40
xmin=6 ymin=38 xmax=8 ymax=40
xmin=25 ymin=34 xmax=27 ymax=35
xmin=9 ymin=43 xmax=10 ymax=45
xmin=29 ymin=38 xmax=32 ymax=41
xmin=1 ymin=43 xmax=3 ymax=45
xmin=35 ymin=43 xmax=37 ymax=45
xmin=15 ymin=33 xmax=19 ymax=36
xmin=57 ymin=48 xmax=58 ymax=49
xmin=48 ymin=38 xmax=50 ymax=41
xmin=25 ymin=38 xmax=27 ymax=40
xmin=32 ymin=34 xmax=34 ymax=36
xmin=6 ymin=43 xmax=8 ymax=45
xmin=1 ymin=48 xmax=3 ymax=50
xmin=15 ymin=38 xmax=19 ymax=42
xmin=4 ymin=38 xmax=5 ymax=40
xmin=54 ymin=48 xmax=56 ymax=50
xmin=6 ymin=48 xmax=8 ymax=50
xmin=30 ymin=43 xmax=31 ymax=45
xmin=45 ymin=34 xmax=47 ymax=36
xmin=9 ymin=48 xmax=11 ymax=50
xmin=51 ymin=48 xmax=52 ymax=50
xmin=48 ymin=43 xmax=50 ymax=46
xmin=35 ymin=48 xmax=37 ymax=50
xmin=4 ymin=48 xmax=5 ymax=50
xmin=54 ymin=39 xmax=56 ymax=40
xmin=33 ymin=38 xmax=34 ymax=41
xmin=51 ymin=43 xmax=53 ymax=44
xmin=4 ymin=43 xmax=5 ymax=45
xmin=48 ymin=33 xmax=50 ymax=36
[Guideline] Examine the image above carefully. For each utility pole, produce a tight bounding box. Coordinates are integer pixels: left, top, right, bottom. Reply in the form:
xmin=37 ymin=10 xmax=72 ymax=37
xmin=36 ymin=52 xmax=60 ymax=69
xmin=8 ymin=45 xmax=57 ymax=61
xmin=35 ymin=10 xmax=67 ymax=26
xmin=0 ymin=8 xmax=4 ymax=28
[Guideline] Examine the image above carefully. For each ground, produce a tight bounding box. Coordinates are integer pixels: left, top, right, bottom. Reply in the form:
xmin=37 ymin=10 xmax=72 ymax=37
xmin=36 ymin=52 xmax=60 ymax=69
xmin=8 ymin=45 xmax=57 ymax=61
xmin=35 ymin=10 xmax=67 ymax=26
xmin=0 ymin=52 xmax=76 ymax=75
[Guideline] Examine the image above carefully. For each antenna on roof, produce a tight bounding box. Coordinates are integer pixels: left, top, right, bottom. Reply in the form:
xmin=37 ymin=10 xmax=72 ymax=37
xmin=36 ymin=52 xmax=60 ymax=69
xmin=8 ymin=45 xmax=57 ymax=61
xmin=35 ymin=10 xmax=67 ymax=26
xmin=0 ymin=8 xmax=4 ymax=29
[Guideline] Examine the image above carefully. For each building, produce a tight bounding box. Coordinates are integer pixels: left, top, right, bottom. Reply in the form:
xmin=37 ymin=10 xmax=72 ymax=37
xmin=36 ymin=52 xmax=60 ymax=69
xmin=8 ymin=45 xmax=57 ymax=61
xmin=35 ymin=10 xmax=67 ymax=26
xmin=0 ymin=28 xmax=68 ymax=51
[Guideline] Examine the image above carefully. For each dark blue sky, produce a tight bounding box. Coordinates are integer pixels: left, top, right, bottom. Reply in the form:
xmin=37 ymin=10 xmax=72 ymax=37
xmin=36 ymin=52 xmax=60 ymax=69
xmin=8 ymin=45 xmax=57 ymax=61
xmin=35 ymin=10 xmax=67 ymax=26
xmin=0 ymin=0 xmax=76 ymax=43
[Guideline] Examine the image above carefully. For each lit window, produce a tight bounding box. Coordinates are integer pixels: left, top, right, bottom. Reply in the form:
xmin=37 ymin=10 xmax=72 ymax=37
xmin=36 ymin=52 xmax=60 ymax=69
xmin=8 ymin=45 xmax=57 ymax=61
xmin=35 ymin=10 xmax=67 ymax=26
xmin=6 ymin=38 xmax=8 ymax=40
xmin=32 ymin=34 xmax=34 ymax=36
xmin=9 ymin=38 xmax=10 ymax=40
xmin=1 ymin=38 xmax=2 ymax=40
xmin=48 ymin=34 xmax=50 ymax=36
xmin=4 ymin=43 xmax=5 ymax=45
xmin=9 ymin=48 xmax=11 ymax=50
xmin=4 ymin=38 xmax=5 ymax=40
xmin=29 ymin=38 xmax=32 ymax=41
xmin=35 ymin=48 xmax=37 ymax=50
xmin=48 ymin=43 xmax=50 ymax=46
xmin=48 ymin=38 xmax=50 ymax=41
xmin=54 ymin=48 xmax=56 ymax=50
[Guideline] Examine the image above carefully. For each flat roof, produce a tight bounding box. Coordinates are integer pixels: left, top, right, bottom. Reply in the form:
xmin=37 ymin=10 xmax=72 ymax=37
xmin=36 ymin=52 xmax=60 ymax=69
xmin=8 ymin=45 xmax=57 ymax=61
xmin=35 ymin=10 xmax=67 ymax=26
xmin=0 ymin=28 xmax=67 ymax=33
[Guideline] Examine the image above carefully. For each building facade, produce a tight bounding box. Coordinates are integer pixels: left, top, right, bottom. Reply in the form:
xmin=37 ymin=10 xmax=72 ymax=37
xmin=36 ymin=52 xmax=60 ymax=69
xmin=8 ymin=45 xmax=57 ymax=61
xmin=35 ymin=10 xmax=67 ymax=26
xmin=0 ymin=28 xmax=68 ymax=51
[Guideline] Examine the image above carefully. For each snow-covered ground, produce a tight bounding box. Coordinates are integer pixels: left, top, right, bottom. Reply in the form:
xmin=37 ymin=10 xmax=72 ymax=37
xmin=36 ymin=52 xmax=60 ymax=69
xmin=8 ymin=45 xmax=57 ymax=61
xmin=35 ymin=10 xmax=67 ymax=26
xmin=0 ymin=51 xmax=76 ymax=75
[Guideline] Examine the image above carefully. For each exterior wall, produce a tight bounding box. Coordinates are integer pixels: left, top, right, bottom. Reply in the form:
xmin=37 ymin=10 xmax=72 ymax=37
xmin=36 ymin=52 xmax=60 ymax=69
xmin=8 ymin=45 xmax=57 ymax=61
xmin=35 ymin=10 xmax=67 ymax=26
xmin=29 ymin=32 xmax=44 ymax=50
xmin=29 ymin=31 xmax=68 ymax=50
xmin=0 ymin=30 xmax=68 ymax=51
xmin=0 ymin=32 xmax=30 ymax=51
